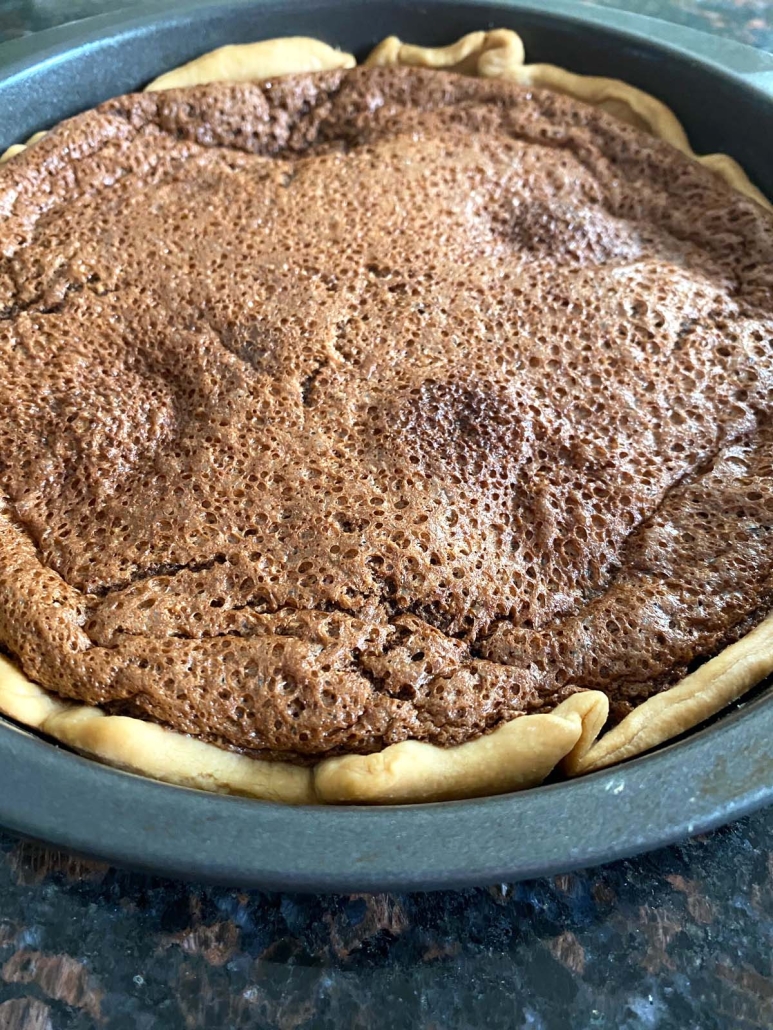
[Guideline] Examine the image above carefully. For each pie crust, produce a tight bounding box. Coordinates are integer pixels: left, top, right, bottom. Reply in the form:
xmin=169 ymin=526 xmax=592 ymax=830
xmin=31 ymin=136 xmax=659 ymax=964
xmin=0 ymin=29 xmax=771 ymax=805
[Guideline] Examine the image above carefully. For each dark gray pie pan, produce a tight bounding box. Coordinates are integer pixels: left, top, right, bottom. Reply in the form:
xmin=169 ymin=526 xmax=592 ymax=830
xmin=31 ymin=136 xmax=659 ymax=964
xmin=1 ymin=0 xmax=772 ymax=891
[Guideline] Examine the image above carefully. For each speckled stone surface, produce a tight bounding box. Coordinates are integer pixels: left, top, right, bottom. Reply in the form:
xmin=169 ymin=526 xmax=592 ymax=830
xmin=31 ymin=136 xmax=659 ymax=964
xmin=1 ymin=813 xmax=773 ymax=1029
xmin=0 ymin=1 xmax=772 ymax=1028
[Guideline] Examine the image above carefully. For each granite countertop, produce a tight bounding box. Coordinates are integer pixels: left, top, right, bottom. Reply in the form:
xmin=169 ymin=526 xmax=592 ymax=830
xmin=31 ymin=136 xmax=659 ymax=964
xmin=1 ymin=1 xmax=772 ymax=1028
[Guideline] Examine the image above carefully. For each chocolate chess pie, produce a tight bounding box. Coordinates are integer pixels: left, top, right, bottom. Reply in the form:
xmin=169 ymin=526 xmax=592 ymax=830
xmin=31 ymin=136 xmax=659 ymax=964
xmin=1 ymin=31 xmax=772 ymax=803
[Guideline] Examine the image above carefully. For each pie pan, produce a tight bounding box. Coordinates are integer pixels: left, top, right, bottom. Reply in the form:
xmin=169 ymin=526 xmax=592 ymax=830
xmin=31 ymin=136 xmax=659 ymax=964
xmin=1 ymin=0 xmax=773 ymax=891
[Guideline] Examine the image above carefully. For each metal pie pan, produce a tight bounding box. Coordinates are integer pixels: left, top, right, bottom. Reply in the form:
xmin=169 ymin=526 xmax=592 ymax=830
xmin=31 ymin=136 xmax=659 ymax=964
xmin=1 ymin=0 xmax=772 ymax=891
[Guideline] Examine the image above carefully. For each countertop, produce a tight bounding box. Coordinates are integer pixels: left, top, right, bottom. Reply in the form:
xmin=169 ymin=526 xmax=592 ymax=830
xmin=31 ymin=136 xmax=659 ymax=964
xmin=1 ymin=2 xmax=772 ymax=1028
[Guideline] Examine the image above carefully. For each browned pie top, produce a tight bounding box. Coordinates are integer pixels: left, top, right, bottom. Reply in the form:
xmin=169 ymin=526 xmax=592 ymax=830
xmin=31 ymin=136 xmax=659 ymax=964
xmin=1 ymin=66 xmax=773 ymax=761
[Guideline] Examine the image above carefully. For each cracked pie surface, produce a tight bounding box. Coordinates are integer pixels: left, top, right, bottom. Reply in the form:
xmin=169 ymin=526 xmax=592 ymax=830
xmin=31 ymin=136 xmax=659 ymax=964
xmin=1 ymin=32 xmax=773 ymax=804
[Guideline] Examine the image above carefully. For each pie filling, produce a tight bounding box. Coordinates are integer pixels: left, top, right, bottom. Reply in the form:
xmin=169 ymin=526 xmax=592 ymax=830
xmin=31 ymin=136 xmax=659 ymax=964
xmin=1 ymin=66 xmax=772 ymax=763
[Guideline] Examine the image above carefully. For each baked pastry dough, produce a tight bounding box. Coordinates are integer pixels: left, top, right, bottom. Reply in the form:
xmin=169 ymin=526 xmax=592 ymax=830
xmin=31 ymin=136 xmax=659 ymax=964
xmin=145 ymin=36 xmax=355 ymax=91
xmin=366 ymin=31 xmax=770 ymax=208
xmin=3 ymin=609 xmax=773 ymax=803
xmin=0 ymin=655 xmax=316 ymax=803
xmin=1 ymin=30 xmax=771 ymax=805
xmin=0 ymin=657 xmax=606 ymax=804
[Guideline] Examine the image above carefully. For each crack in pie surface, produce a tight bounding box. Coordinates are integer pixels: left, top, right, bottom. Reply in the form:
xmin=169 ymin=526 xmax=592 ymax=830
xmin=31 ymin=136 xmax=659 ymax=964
xmin=1 ymin=31 xmax=773 ymax=804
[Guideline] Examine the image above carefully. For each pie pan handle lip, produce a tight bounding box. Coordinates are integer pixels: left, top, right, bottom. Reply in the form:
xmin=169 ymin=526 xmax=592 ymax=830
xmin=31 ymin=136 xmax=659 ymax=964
xmin=1 ymin=0 xmax=773 ymax=889
xmin=0 ymin=688 xmax=772 ymax=891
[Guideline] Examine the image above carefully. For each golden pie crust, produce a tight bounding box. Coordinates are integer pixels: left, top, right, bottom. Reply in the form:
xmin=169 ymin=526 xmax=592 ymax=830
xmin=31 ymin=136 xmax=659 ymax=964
xmin=1 ymin=29 xmax=771 ymax=805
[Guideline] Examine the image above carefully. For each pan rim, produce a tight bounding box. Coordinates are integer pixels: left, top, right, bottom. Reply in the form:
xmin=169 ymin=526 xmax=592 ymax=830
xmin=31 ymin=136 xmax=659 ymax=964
xmin=1 ymin=688 xmax=772 ymax=890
